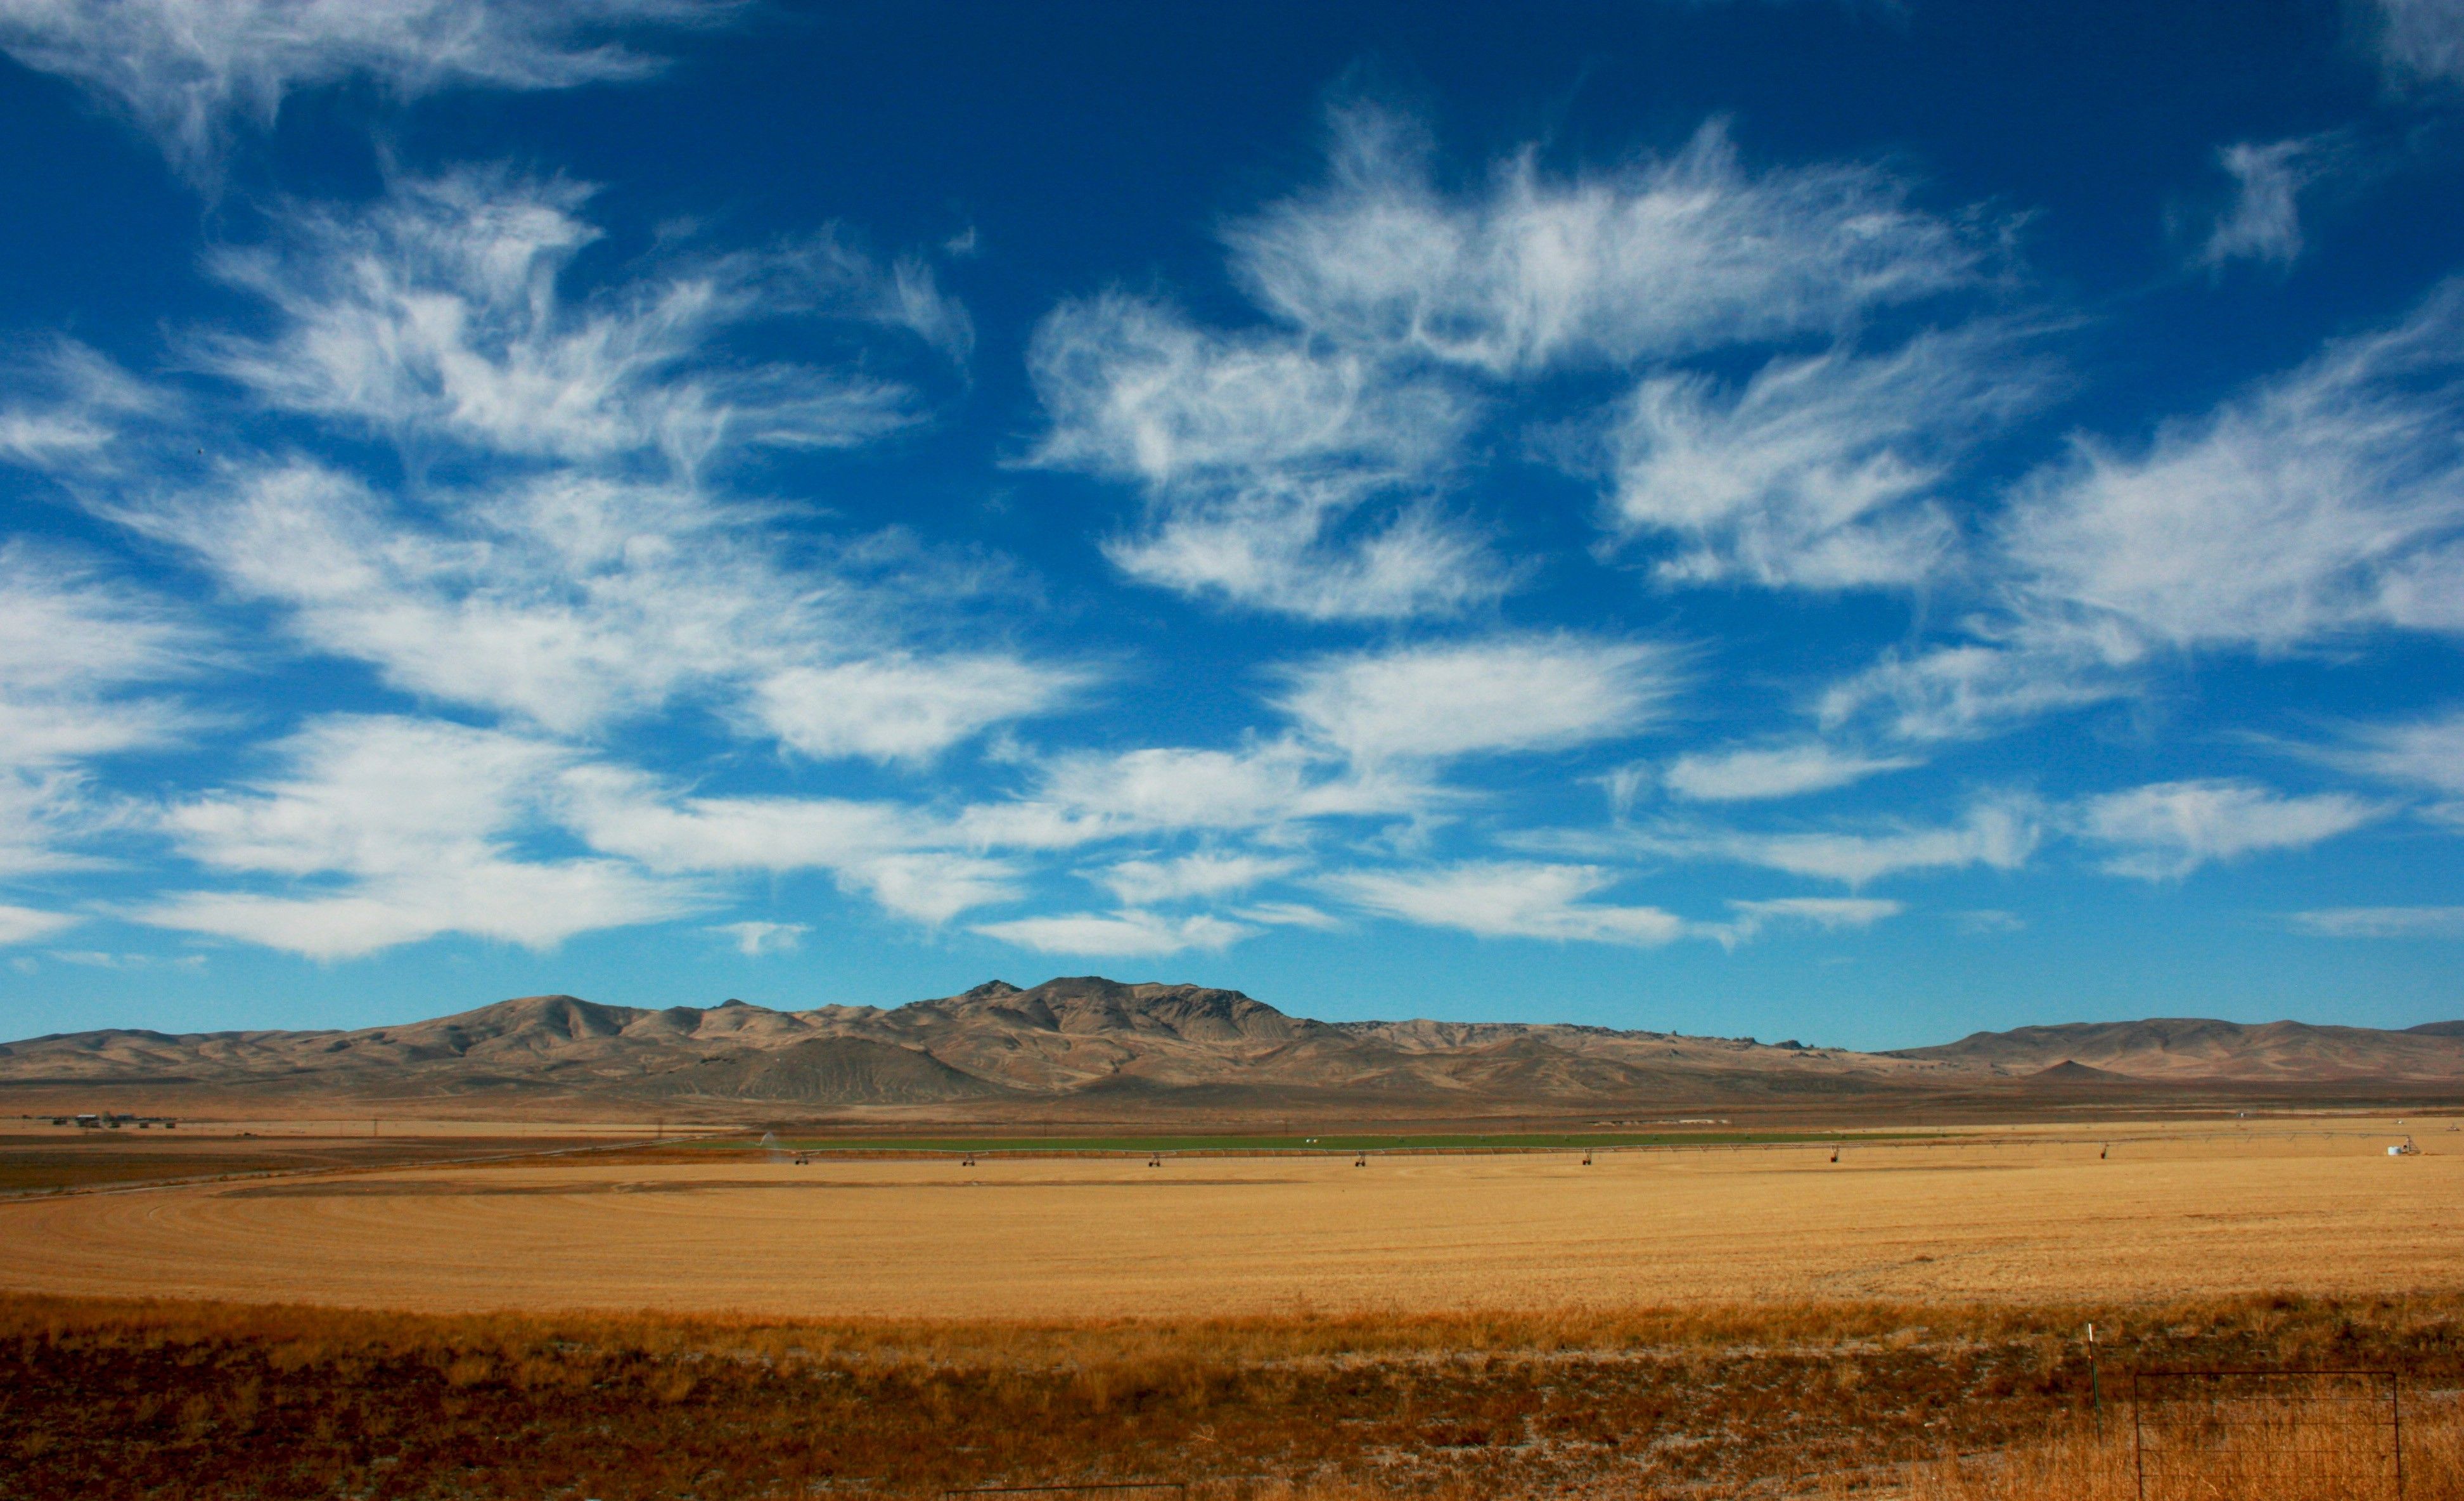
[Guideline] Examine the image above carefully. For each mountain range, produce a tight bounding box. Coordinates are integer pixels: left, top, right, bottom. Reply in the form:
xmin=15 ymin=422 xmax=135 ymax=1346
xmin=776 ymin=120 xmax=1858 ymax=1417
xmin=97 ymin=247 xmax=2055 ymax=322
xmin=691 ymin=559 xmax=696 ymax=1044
xmin=4 ymin=977 xmax=2460 ymax=1119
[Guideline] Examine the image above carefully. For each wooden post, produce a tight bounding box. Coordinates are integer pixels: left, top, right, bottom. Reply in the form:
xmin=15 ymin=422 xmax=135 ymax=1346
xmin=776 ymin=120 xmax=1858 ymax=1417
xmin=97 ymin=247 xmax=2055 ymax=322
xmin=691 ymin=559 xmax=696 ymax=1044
xmin=2088 ymin=1323 xmax=2101 ymax=1439
xmin=2393 ymin=1371 xmax=2404 ymax=1498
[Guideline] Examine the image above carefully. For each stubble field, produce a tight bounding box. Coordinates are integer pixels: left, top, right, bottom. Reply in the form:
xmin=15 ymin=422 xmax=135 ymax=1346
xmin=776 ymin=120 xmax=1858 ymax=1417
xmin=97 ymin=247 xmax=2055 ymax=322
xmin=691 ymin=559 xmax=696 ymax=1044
xmin=1 ymin=1119 xmax=2455 ymax=1318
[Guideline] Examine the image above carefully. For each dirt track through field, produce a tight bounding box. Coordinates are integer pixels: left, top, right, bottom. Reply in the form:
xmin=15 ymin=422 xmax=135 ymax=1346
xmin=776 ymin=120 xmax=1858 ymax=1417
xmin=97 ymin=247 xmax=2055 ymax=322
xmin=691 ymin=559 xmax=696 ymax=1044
xmin=3 ymin=1130 xmax=2456 ymax=1318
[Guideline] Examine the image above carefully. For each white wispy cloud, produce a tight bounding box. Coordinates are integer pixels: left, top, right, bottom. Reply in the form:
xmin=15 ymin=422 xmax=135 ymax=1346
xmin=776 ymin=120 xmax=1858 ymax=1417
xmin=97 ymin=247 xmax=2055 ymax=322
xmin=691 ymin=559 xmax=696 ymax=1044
xmin=2074 ymin=779 xmax=2381 ymax=880
xmin=44 ymin=948 xmax=203 ymax=970
xmin=1806 ymin=276 xmax=2464 ymax=756
xmin=1277 ymin=634 xmax=1680 ymax=764
xmin=1228 ymin=105 xmax=1990 ymax=374
xmin=1814 ymin=635 xmax=2133 ymax=745
xmin=1603 ymin=326 xmax=2051 ymax=590
xmin=1952 ymin=908 xmax=2026 ymax=935
xmin=1095 ymin=851 xmax=1300 ymax=905
xmin=0 ymin=904 xmax=82 ymax=946
xmin=850 ymin=854 xmax=1023 ymax=925
xmin=2000 ymin=277 xmax=2464 ymax=652
xmin=2290 ymin=905 xmax=2464 ymax=938
xmin=1323 ymin=861 xmax=1686 ymax=945
xmin=2326 ymin=707 xmax=2464 ymax=796
xmin=1672 ymin=797 xmax=2042 ymax=886
xmin=0 ymin=772 xmax=111 ymax=878
xmin=0 ymin=0 xmax=734 ymax=180
xmin=143 ymin=714 xmax=700 ymax=958
xmin=988 ymin=635 xmax=1672 ymax=857
xmin=1029 ymin=740 xmax=1430 ymax=835
xmin=1027 ymin=292 xmax=1498 ymax=619
xmin=195 ymin=169 xmax=950 ymax=468
xmin=1662 ymin=741 xmax=1917 ymax=802
xmin=0 ymin=544 xmax=209 ymax=880
xmin=748 ymin=655 xmax=1090 ymax=764
xmin=117 ymin=462 xmax=753 ymax=732
xmin=552 ymin=768 xmax=917 ymax=872
xmin=118 ymin=461 xmax=1074 ymax=754
xmin=1232 ymin=899 xmax=1344 ymax=931
xmin=0 ymin=541 xmax=206 ymax=770
xmin=1029 ymin=102 xmax=1994 ymax=619
xmin=150 ymin=715 xmax=581 ymax=873
xmin=709 ymin=919 xmax=807 ymax=956
xmin=1029 ymin=293 xmax=1464 ymax=490
xmin=970 ymin=908 xmax=1259 ymax=957
xmin=146 ymin=863 xmax=682 ymax=960
xmin=2197 ymin=137 xmax=2330 ymax=271
xmin=2372 ymin=0 xmax=2464 ymax=86
xmin=0 ymin=339 xmax=165 ymax=472
xmin=1700 ymin=894 xmax=1902 ymax=948
xmin=553 ymin=766 xmax=1017 ymax=923
xmin=79 ymin=171 xmax=1064 ymax=760
xmin=1100 ymin=498 xmax=1504 ymax=622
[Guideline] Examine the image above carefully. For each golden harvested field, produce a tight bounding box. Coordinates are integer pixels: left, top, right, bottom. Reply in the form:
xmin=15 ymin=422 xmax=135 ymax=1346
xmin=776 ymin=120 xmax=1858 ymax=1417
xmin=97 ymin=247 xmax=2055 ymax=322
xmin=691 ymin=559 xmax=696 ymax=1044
xmin=2 ymin=1121 xmax=2454 ymax=1318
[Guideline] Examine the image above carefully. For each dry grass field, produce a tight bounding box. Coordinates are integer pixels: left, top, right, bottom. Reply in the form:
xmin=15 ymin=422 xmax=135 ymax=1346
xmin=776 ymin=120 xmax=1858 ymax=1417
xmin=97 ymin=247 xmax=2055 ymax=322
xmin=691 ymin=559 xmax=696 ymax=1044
xmin=5 ymin=1116 xmax=2461 ymax=1498
xmin=0 ymin=1120 xmax=2453 ymax=1318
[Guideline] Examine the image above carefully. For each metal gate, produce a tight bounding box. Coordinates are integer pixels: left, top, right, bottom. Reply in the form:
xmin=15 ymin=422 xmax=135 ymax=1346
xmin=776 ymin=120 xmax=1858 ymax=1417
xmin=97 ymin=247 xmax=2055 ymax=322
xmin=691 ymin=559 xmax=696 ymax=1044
xmin=2131 ymin=1367 xmax=2402 ymax=1501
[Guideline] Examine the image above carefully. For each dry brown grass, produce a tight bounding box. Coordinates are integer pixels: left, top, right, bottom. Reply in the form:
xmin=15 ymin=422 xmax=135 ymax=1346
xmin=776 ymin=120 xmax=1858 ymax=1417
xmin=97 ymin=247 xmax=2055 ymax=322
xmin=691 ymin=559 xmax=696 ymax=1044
xmin=1890 ymin=1395 xmax=2464 ymax=1500
xmin=4 ymin=1292 xmax=2463 ymax=1499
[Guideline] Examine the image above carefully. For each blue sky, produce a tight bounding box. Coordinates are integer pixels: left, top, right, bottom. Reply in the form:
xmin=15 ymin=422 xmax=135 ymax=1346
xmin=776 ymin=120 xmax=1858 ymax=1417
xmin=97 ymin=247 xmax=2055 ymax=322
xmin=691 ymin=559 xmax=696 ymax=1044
xmin=1 ymin=0 xmax=2460 ymax=1048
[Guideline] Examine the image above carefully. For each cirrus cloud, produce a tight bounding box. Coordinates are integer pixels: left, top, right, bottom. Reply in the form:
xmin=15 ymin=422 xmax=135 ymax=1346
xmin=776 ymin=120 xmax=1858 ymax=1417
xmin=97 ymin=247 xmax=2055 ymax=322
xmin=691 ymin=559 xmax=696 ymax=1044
xmin=2074 ymin=780 xmax=2382 ymax=880
xmin=969 ymin=908 xmax=1259 ymax=957
xmin=1662 ymin=741 xmax=1918 ymax=802
xmin=1278 ymin=634 xmax=1681 ymax=764
xmin=1324 ymin=861 xmax=1686 ymax=945
xmin=2289 ymin=905 xmax=2464 ymax=938
xmin=2000 ymin=279 xmax=2464 ymax=653
xmin=0 ymin=0 xmax=738 ymax=181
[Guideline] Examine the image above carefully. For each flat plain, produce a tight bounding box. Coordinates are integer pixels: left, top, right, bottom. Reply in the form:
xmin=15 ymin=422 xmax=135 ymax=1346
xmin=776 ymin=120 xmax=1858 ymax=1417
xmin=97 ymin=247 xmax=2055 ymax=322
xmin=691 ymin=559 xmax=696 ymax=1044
xmin=3 ymin=1118 xmax=2455 ymax=1318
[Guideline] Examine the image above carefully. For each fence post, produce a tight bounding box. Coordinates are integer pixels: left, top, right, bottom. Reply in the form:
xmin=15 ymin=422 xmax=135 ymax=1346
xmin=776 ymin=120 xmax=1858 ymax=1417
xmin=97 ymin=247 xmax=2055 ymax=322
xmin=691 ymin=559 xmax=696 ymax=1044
xmin=2131 ymin=1370 xmax=2146 ymax=1501
xmin=2393 ymin=1372 xmax=2404 ymax=1498
xmin=2088 ymin=1324 xmax=2101 ymax=1440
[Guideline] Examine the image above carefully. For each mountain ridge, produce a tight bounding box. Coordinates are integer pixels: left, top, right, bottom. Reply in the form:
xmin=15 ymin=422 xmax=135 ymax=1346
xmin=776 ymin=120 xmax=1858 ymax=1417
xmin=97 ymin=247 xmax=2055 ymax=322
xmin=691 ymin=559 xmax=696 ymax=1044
xmin=4 ymin=978 xmax=2460 ymax=1114
xmin=1888 ymin=1017 xmax=2464 ymax=1082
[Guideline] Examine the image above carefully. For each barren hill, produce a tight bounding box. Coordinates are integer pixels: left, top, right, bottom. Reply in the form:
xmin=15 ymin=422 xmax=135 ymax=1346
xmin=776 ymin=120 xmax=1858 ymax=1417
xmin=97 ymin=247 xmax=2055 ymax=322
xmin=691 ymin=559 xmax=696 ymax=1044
xmin=1890 ymin=1017 xmax=2464 ymax=1083
xmin=4 ymin=977 xmax=2460 ymax=1118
